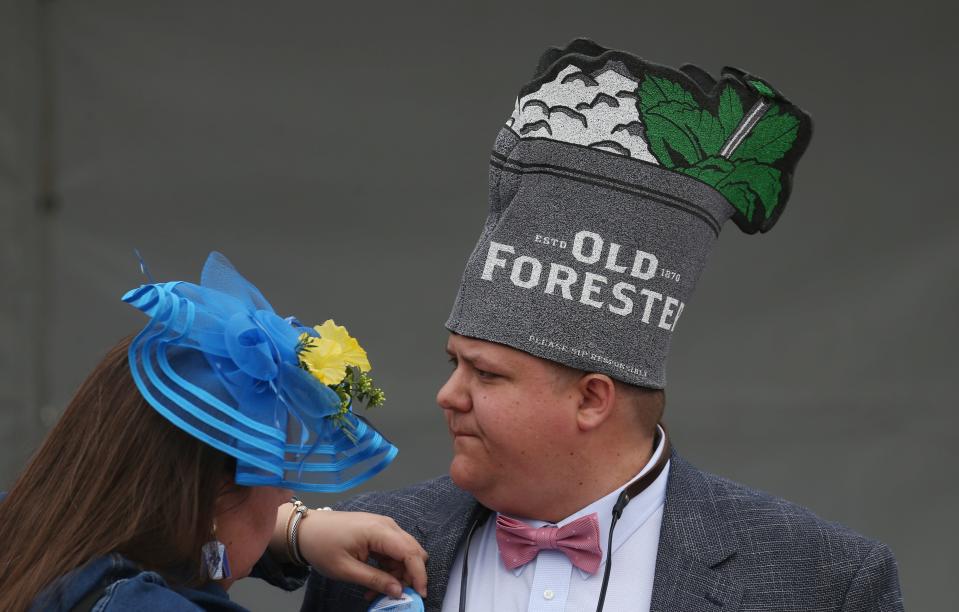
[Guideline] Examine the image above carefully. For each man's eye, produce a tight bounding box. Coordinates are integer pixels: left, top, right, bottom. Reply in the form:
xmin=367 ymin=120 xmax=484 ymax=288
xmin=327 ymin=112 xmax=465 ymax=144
xmin=475 ymin=368 xmax=497 ymax=379
xmin=447 ymin=356 xmax=458 ymax=368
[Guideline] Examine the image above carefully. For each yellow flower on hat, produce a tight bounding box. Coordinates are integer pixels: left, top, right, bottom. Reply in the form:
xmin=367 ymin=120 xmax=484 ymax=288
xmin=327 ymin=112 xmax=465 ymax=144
xmin=314 ymin=319 xmax=371 ymax=372
xmin=297 ymin=320 xmax=371 ymax=386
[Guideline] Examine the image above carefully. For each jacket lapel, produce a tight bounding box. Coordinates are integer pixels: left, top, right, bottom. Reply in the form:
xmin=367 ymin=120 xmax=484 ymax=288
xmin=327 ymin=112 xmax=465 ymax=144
xmin=649 ymin=452 xmax=743 ymax=612
xmin=414 ymin=487 xmax=486 ymax=611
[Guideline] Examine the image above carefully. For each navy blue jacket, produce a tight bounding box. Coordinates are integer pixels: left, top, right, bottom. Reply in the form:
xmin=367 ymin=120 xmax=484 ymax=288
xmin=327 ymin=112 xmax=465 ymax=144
xmin=30 ymin=554 xmax=239 ymax=611
xmin=0 ymin=492 xmax=306 ymax=611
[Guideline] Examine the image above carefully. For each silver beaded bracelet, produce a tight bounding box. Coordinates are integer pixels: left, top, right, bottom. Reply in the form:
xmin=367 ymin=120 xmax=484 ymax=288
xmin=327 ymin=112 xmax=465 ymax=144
xmin=286 ymin=497 xmax=332 ymax=566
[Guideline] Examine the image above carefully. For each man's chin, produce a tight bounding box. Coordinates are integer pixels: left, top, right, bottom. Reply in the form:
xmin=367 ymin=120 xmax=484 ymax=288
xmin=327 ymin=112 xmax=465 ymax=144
xmin=449 ymin=455 xmax=486 ymax=495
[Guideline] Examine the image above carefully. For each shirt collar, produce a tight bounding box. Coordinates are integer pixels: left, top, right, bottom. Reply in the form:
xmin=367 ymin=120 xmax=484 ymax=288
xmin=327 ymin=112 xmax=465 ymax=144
xmin=501 ymin=425 xmax=670 ymax=578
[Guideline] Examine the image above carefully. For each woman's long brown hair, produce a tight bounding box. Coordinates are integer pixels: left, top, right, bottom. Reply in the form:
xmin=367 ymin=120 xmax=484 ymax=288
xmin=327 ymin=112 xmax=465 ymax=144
xmin=0 ymin=337 xmax=235 ymax=611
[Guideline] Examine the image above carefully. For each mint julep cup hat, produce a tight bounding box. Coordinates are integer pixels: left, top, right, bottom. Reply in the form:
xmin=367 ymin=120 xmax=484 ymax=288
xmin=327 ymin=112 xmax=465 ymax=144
xmin=447 ymin=39 xmax=812 ymax=388
xmin=122 ymin=252 xmax=397 ymax=492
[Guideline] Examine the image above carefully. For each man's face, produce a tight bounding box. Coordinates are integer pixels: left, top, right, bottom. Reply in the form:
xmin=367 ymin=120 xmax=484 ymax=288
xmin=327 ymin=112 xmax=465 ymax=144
xmin=438 ymin=333 xmax=580 ymax=514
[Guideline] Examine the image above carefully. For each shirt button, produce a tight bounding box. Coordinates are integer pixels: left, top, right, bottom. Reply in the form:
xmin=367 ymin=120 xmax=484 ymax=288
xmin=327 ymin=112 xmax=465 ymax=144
xmin=543 ymin=589 xmax=555 ymax=600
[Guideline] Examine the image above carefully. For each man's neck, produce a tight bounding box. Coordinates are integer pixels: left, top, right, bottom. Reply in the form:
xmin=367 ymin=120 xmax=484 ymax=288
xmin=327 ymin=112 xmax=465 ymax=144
xmin=504 ymin=429 xmax=658 ymax=523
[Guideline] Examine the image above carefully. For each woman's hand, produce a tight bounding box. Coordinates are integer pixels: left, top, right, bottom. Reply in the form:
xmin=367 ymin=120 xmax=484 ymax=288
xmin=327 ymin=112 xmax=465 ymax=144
xmin=271 ymin=503 xmax=427 ymax=600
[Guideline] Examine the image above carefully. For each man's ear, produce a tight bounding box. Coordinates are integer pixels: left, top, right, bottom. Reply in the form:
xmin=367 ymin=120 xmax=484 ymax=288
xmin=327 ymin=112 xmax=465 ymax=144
xmin=574 ymin=373 xmax=617 ymax=431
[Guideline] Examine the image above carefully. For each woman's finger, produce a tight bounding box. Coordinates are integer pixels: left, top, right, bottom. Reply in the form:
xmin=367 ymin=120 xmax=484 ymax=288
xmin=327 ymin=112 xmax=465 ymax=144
xmin=333 ymin=554 xmax=404 ymax=599
xmin=367 ymin=525 xmax=428 ymax=596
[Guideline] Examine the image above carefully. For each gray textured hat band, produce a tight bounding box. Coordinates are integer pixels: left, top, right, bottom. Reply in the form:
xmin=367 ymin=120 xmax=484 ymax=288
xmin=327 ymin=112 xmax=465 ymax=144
xmin=447 ymin=132 xmax=731 ymax=388
xmin=446 ymin=40 xmax=812 ymax=388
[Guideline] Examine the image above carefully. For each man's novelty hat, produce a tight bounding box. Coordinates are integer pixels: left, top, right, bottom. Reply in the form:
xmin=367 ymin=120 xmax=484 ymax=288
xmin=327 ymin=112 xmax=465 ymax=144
xmin=447 ymin=39 xmax=812 ymax=388
xmin=124 ymin=252 xmax=396 ymax=492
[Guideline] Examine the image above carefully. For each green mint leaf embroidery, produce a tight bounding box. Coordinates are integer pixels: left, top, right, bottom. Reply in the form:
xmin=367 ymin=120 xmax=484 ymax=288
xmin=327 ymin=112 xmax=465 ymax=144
xmin=681 ymin=156 xmax=781 ymax=221
xmin=717 ymin=160 xmax=781 ymax=221
xmin=639 ymin=76 xmax=729 ymax=167
xmin=749 ymin=79 xmax=776 ymax=98
xmin=637 ymin=73 xmax=799 ymax=227
xmin=640 ymin=74 xmax=698 ymax=110
xmin=731 ymin=103 xmax=799 ymax=164
xmin=639 ymin=77 xmax=700 ymax=167
xmin=717 ymin=86 xmax=744 ymax=143
xmin=679 ymin=155 xmax=736 ymax=187
xmin=643 ymin=102 xmax=706 ymax=167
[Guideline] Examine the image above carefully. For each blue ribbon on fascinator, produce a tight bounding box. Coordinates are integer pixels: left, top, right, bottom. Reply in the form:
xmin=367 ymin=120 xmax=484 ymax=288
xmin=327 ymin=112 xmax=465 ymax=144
xmin=122 ymin=252 xmax=398 ymax=492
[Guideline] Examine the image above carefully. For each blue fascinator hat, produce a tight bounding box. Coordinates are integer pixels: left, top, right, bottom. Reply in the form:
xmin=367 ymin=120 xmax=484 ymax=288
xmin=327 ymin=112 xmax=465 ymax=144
xmin=122 ymin=252 xmax=397 ymax=492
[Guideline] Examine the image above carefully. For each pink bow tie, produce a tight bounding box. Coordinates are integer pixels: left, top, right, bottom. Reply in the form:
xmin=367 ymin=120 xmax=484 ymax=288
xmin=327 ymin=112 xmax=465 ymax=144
xmin=495 ymin=512 xmax=602 ymax=575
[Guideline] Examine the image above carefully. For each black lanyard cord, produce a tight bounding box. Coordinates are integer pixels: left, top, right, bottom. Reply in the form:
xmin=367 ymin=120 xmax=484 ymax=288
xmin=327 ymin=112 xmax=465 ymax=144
xmin=460 ymin=520 xmax=480 ymax=612
xmin=459 ymin=510 xmax=489 ymax=612
xmin=595 ymin=490 xmax=630 ymax=612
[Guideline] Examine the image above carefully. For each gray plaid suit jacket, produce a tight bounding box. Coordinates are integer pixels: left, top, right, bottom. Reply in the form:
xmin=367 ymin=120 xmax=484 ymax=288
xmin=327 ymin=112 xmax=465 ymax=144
xmin=301 ymin=451 xmax=904 ymax=611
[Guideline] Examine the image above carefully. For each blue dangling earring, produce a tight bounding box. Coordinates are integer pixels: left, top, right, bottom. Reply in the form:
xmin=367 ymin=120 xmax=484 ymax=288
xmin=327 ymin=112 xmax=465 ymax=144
xmin=201 ymin=520 xmax=231 ymax=580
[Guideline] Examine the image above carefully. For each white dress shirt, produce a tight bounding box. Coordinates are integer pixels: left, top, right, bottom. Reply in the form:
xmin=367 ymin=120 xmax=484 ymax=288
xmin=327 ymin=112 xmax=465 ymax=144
xmin=441 ymin=427 xmax=669 ymax=612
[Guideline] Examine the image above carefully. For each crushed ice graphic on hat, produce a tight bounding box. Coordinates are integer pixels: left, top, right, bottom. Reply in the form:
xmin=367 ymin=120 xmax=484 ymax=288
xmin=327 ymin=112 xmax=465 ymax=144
xmin=446 ymin=39 xmax=812 ymax=388
xmin=508 ymin=62 xmax=658 ymax=163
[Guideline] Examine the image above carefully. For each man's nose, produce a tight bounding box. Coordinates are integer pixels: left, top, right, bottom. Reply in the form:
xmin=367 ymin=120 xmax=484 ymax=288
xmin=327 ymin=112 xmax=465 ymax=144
xmin=436 ymin=368 xmax=470 ymax=413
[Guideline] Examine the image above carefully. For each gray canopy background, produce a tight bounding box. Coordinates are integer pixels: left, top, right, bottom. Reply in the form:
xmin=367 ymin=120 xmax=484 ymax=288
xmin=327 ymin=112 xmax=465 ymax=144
xmin=1 ymin=1 xmax=956 ymax=609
